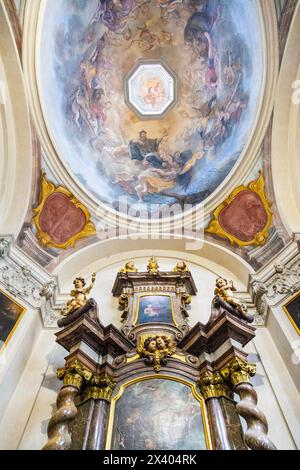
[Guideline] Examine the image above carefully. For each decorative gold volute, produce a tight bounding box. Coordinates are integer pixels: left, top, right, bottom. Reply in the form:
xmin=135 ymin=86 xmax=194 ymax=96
xmin=56 ymin=360 xmax=93 ymax=390
xmin=198 ymin=371 xmax=233 ymax=400
xmin=220 ymin=357 xmax=256 ymax=387
xmin=83 ymin=373 xmax=116 ymax=402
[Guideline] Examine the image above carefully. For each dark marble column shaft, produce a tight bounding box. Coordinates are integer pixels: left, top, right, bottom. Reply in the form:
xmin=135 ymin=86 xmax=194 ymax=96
xmin=83 ymin=399 xmax=110 ymax=450
xmin=206 ymin=398 xmax=232 ymax=450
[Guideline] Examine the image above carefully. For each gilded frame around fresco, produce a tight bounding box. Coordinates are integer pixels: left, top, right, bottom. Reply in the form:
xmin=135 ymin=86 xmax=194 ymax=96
xmin=133 ymin=293 xmax=177 ymax=327
xmin=0 ymin=288 xmax=26 ymax=355
xmin=105 ymin=374 xmax=212 ymax=450
xmin=206 ymin=172 xmax=272 ymax=247
xmin=283 ymin=292 xmax=300 ymax=335
xmin=33 ymin=174 xmax=96 ymax=250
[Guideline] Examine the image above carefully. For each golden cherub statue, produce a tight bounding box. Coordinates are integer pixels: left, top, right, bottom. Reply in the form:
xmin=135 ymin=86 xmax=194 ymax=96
xmin=147 ymin=256 xmax=159 ymax=275
xmin=137 ymin=334 xmax=176 ymax=372
xmin=119 ymin=260 xmax=138 ymax=273
xmin=214 ymin=277 xmax=247 ymax=314
xmin=173 ymin=261 xmax=190 ymax=273
xmin=61 ymin=272 xmax=96 ymax=317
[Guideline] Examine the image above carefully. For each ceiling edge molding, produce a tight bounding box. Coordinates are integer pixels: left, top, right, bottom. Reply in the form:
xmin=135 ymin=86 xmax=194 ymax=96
xmin=0 ymin=2 xmax=32 ymax=237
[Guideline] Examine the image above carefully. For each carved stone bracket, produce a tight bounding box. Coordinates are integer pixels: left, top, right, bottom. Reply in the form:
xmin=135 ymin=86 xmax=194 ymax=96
xmin=249 ymin=235 xmax=300 ymax=314
xmin=220 ymin=358 xmax=277 ymax=450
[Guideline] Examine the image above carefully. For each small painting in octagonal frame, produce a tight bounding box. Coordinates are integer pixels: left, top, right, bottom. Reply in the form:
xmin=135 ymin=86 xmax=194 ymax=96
xmin=135 ymin=294 xmax=175 ymax=325
xmin=283 ymin=292 xmax=300 ymax=335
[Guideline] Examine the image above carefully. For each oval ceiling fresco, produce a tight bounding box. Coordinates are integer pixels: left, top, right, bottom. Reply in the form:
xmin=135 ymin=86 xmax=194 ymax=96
xmin=38 ymin=0 xmax=263 ymax=214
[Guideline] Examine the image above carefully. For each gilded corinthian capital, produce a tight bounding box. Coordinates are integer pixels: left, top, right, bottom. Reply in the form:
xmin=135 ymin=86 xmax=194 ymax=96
xmin=220 ymin=357 xmax=256 ymax=388
xmin=83 ymin=373 xmax=116 ymax=402
xmin=57 ymin=360 xmax=93 ymax=390
xmin=198 ymin=371 xmax=233 ymax=400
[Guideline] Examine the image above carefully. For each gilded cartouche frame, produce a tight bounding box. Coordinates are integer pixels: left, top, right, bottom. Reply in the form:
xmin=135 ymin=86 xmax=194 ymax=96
xmin=133 ymin=292 xmax=178 ymax=327
xmin=105 ymin=374 xmax=212 ymax=450
xmin=0 ymin=288 xmax=26 ymax=355
xmin=283 ymin=292 xmax=300 ymax=335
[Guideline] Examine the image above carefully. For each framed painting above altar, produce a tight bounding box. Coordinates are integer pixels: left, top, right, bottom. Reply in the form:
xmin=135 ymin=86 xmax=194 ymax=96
xmin=107 ymin=377 xmax=209 ymax=450
xmin=134 ymin=294 xmax=175 ymax=325
xmin=0 ymin=289 xmax=26 ymax=353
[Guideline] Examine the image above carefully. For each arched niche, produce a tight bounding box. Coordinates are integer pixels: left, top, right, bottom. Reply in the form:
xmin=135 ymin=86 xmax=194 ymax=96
xmin=0 ymin=3 xmax=32 ymax=236
xmin=272 ymin=4 xmax=300 ymax=235
xmin=53 ymin=237 xmax=253 ymax=290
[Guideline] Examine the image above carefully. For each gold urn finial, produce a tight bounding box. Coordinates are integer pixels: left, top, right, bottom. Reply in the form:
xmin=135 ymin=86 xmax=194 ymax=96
xmin=147 ymin=256 xmax=159 ymax=276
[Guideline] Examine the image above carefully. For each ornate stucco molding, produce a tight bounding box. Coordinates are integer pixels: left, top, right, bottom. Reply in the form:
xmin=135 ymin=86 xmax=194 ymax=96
xmin=249 ymin=234 xmax=300 ymax=315
xmin=0 ymin=235 xmax=60 ymax=326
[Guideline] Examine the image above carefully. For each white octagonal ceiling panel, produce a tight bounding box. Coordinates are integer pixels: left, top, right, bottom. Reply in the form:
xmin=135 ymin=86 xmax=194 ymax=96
xmin=125 ymin=61 xmax=177 ymax=119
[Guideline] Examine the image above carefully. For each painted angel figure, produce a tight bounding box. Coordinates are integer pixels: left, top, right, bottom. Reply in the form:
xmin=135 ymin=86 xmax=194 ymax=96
xmin=61 ymin=272 xmax=96 ymax=316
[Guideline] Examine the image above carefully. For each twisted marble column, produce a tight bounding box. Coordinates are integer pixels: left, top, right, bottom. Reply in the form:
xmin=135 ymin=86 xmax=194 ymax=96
xmin=43 ymin=360 xmax=92 ymax=450
xmin=235 ymin=382 xmax=276 ymax=450
xmin=221 ymin=358 xmax=277 ymax=450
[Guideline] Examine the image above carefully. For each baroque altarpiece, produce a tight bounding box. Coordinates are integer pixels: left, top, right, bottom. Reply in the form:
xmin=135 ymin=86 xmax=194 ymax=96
xmin=43 ymin=259 xmax=276 ymax=451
